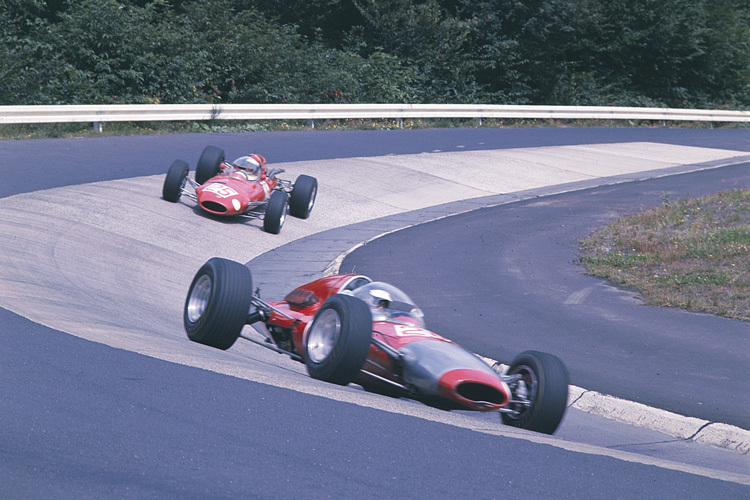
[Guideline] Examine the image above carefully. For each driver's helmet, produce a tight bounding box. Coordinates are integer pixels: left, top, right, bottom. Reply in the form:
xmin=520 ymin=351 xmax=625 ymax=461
xmin=350 ymin=282 xmax=425 ymax=326
xmin=231 ymin=155 xmax=263 ymax=180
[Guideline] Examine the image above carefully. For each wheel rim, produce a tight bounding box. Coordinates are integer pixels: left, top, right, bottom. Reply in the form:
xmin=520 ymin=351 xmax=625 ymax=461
xmin=307 ymin=185 xmax=317 ymax=211
xmin=307 ymin=308 xmax=340 ymax=363
xmin=506 ymin=364 xmax=538 ymax=420
xmin=279 ymin=206 xmax=286 ymax=228
xmin=186 ymin=274 xmax=212 ymax=323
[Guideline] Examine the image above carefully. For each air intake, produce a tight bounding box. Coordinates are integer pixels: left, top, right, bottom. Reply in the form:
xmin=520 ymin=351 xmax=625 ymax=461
xmin=201 ymin=201 xmax=227 ymax=213
xmin=456 ymin=382 xmax=507 ymax=405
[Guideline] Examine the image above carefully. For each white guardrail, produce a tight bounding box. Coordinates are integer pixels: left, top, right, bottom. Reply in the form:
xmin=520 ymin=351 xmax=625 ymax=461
xmin=1 ymin=104 xmax=748 ymax=131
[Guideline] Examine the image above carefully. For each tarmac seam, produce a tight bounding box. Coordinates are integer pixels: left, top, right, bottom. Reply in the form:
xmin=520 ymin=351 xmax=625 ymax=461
xmin=688 ymin=422 xmax=713 ymax=440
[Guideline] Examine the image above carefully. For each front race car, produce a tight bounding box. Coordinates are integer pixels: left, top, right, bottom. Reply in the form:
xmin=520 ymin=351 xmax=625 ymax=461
xmin=182 ymin=257 xmax=570 ymax=434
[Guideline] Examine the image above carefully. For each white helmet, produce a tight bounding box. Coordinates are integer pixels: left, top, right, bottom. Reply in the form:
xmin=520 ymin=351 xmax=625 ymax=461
xmin=351 ymin=282 xmax=425 ymax=326
xmin=232 ymin=155 xmax=262 ymax=180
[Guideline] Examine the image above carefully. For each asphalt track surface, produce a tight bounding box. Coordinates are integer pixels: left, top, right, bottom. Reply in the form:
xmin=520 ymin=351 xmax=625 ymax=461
xmin=1 ymin=128 xmax=749 ymax=498
xmin=342 ymin=162 xmax=750 ymax=429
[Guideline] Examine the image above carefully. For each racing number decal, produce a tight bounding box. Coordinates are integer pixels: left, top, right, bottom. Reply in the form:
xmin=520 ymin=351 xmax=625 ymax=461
xmin=393 ymin=324 xmax=440 ymax=339
xmin=204 ymin=183 xmax=239 ymax=198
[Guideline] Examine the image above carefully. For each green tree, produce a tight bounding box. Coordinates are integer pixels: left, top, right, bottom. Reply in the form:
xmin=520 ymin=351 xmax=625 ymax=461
xmin=232 ymin=0 xmax=364 ymax=49
xmin=697 ymin=0 xmax=750 ymax=105
xmin=50 ymin=0 xmax=210 ymax=103
xmin=1 ymin=0 xmax=746 ymax=107
xmin=564 ymin=0 xmax=750 ymax=107
xmin=0 ymin=0 xmax=96 ymax=104
xmin=180 ymin=0 xmax=418 ymax=103
xmin=451 ymin=0 xmax=592 ymax=103
xmin=347 ymin=0 xmax=480 ymax=102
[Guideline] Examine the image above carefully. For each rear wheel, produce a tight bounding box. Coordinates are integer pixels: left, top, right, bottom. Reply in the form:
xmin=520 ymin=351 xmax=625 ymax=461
xmin=162 ymin=160 xmax=188 ymax=202
xmin=263 ymin=190 xmax=288 ymax=234
xmin=305 ymin=294 xmax=372 ymax=385
xmin=196 ymin=146 xmax=224 ymax=184
xmin=184 ymin=258 xmax=252 ymax=350
xmin=289 ymin=175 xmax=318 ymax=219
xmin=501 ymin=350 xmax=569 ymax=434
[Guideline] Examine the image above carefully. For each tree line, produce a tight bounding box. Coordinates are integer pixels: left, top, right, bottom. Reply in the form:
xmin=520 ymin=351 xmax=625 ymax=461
xmin=1 ymin=0 xmax=748 ymax=108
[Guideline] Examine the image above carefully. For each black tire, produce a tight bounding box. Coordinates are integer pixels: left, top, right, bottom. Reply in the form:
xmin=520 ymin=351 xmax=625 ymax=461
xmin=263 ymin=190 xmax=288 ymax=234
xmin=184 ymin=258 xmax=253 ymax=350
xmin=305 ymin=294 xmax=372 ymax=385
xmin=289 ymin=174 xmax=318 ymax=219
xmin=196 ymin=145 xmax=225 ymax=184
xmin=501 ymin=350 xmax=569 ymax=434
xmin=162 ymin=160 xmax=189 ymax=202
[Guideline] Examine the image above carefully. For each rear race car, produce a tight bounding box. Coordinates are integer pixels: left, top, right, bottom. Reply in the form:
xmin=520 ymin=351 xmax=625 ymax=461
xmin=162 ymin=146 xmax=317 ymax=234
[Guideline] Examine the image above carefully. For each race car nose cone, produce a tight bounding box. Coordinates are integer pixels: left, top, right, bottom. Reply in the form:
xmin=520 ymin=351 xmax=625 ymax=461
xmin=438 ymin=369 xmax=510 ymax=410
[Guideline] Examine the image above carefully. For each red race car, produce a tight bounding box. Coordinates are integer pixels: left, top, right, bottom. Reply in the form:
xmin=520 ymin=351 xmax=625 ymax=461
xmin=183 ymin=258 xmax=570 ymax=434
xmin=162 ymin=145 xmax=317 ymax=234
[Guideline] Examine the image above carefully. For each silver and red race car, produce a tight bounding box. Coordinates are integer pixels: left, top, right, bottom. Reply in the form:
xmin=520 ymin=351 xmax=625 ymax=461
xmin=162 ymin=145 xmax=317 ymax=234
xmin=184 ymin=258 xmax=570 ymax=434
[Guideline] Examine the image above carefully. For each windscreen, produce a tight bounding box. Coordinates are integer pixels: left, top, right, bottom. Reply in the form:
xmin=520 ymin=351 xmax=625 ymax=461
xmin=351 ymin=282 xmax=425 ymax=327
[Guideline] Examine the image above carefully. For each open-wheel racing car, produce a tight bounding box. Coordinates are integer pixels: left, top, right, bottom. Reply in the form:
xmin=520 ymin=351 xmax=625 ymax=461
xmin=162 ymin=145 xmax=317 ymax=234
xmin=184 ymin=258 xmax=570 ymax=434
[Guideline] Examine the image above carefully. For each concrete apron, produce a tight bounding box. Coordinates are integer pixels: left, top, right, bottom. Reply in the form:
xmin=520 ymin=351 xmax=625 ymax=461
xmin=1 ymin=141 xmax=748 ymax=457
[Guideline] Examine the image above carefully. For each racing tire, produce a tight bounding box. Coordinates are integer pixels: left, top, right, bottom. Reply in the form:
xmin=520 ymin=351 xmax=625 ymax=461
xmin=184 ymin=258 xmax=252 ymax=350
xmin=196 ymin=145 xmax=225 ymax=184
xmin=289 ymin=175 xmax=318 ymax=219
xmin=500 ymin=350 xmax=569 ymax=435
xmin=163 ymin=160 xmax=189 ymax=202
xmin=305 ymin=294 xmax=372 ymax=386
xmin=263 ymin=190 xmax=288 ymax=234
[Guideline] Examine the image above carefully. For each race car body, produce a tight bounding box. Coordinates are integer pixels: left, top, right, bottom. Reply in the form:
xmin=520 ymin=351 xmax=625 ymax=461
xmin=183 ymin=258 xmax=570 ymax=434
xmin=194 ymin=166 xmax=276 ymax=217
xmin=162 ymin=146 xmax=317 ymax=234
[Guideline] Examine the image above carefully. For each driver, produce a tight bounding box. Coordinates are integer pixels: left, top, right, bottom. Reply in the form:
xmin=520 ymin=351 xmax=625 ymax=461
xmin=229 ymin=154 xmax=266 ymax=181
xmin=350 ymin=282 xmax=425 ymax=326
xmin=371 ymin=288 xmax=393 ymax=322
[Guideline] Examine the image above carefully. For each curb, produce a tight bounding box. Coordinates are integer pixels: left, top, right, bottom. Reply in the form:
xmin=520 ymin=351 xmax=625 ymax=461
xmin=482 ymin=359 xmax=750 ymax=454
xmin=567 ymin=386 xmax=750 ymax=454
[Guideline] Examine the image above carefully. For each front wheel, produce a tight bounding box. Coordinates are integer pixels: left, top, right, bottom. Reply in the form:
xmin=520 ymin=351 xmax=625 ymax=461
xmin=289 ymin=175 xmax=318 ymax=219
xmin=263 ymin=190 xmax=288 ymax=234
xmin=196 ymin=145 xmax=224 ymax=184
xmin=184 ymin=258 xmax=253 ymax=350
xmin=305 ymin=294 xmax=372 ymax=385
xmin=501 ymin=350 xmax=569 ymax=434
xmin=162 ymin=160 xmax=188 ymax=202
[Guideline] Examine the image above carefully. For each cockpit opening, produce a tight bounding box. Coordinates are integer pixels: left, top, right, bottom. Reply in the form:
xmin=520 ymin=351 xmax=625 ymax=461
xmin=347 ymin=281 xmax=425 ymax=327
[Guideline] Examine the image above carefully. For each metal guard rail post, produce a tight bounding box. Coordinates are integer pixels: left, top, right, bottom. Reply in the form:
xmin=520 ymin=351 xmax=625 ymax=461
xmin=1 ymin=104 xmax=748 ymax=131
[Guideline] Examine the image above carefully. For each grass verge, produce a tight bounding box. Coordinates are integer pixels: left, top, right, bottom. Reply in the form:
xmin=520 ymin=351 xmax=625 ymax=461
xmin=578 ymin=188 xmax=750 ymax=321
xmin=0 ymin=117 xmax=745 ymax=140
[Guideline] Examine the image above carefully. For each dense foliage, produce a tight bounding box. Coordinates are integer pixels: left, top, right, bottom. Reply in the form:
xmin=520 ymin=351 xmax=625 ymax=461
xmin=1 ymin=0 xmax=748 ymax=107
